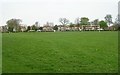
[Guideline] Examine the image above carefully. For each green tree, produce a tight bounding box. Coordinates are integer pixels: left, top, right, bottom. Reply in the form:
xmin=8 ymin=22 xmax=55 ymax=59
xmin=53 ymin=25 xmax=58 ymax=31
xmin=6 ymin=19 xmax=22 ymax=32
xmin=105 ymin=14 xmax=112 ymax=26
xmin=80 ymin=17 xmax=89 ymax=25
xmin=69 ymin=22 xmax=74 ymax=28
xmin=99 ymin=20 xmax=108 ymax=29
xmin=27 ymin=26 xmax=31 ymax=31
xmin=39 ymin=27 xmax=43 ymax=31
xmin=32 ymin=25 xmax=37 ymax=31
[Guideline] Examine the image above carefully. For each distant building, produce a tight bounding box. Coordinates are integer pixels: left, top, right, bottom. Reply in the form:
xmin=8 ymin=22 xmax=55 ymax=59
xmin=82 ymin=25 xmax=100 ymax=31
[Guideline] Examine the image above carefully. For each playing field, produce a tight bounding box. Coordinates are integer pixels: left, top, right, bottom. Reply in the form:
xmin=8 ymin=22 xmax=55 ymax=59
xmin=2 ymin=31 xmax=118 ymax=73
xmin=0 ymin=33 xmax=2 ymax=74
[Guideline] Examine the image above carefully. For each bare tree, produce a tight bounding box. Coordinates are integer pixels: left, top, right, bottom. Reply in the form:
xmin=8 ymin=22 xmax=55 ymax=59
xmin=44 ymin=22 xmax=54 ymax=27
xmin=59 ymin=18 xmax=69 ymax=26
xmin=105 ymin=14 xmax=113 ymax=26
xmin=91 ymin=19 xmax=99 ymax=25
xmin=74 ymin=17 xmax=81 ymax=27
xmin=75 ymin=17 xmax=80 ymax=25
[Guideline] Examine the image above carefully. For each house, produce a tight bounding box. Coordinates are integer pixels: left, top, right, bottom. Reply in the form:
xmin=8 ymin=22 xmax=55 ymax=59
xmin=108 ymin=24 xmax=120 ymax=31
xmin=43 ymin=25 xmax=54 ymax=32
xmin=20 ymin=25 xmax=27 ymax=32
xmin=57 ymin=25 xmax=70 ymax=31
xmin=57 ymin=25 xmax=81 ymax=31
xmin=82 ymin=25 xmax=100 ymax=31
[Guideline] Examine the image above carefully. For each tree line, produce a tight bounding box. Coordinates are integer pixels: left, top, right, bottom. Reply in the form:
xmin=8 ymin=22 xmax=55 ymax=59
xmin=2 ymin=14 xmax=120 ymax=32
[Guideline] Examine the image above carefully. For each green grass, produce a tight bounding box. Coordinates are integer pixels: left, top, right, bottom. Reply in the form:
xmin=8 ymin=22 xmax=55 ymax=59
xmin=0 ymin=33 xmax=2 ymax=74
xmin=2 ymin=31 xmax=118 ymax=73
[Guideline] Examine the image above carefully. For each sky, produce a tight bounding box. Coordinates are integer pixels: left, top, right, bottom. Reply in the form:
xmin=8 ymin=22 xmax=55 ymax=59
xmin=0 ymin=0 xmax=119 ymax=26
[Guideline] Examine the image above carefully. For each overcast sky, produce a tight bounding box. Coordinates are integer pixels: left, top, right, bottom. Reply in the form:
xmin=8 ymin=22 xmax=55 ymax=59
xmin=0 ymin=0 xmax=119 ymax=26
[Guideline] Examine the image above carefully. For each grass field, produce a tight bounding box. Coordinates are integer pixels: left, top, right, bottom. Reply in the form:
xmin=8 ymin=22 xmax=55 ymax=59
xmin=0 ymin=33 xmax=2 ymax=74
xmin=2 ymin=31 xmax=118 ymax=73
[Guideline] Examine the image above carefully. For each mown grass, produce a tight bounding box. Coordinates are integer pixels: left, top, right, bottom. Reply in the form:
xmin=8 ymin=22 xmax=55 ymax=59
xmin=0 ymin=33 xmax=2 ymax=74
xmin=2 ymin=31 xmax=118 ymax=73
